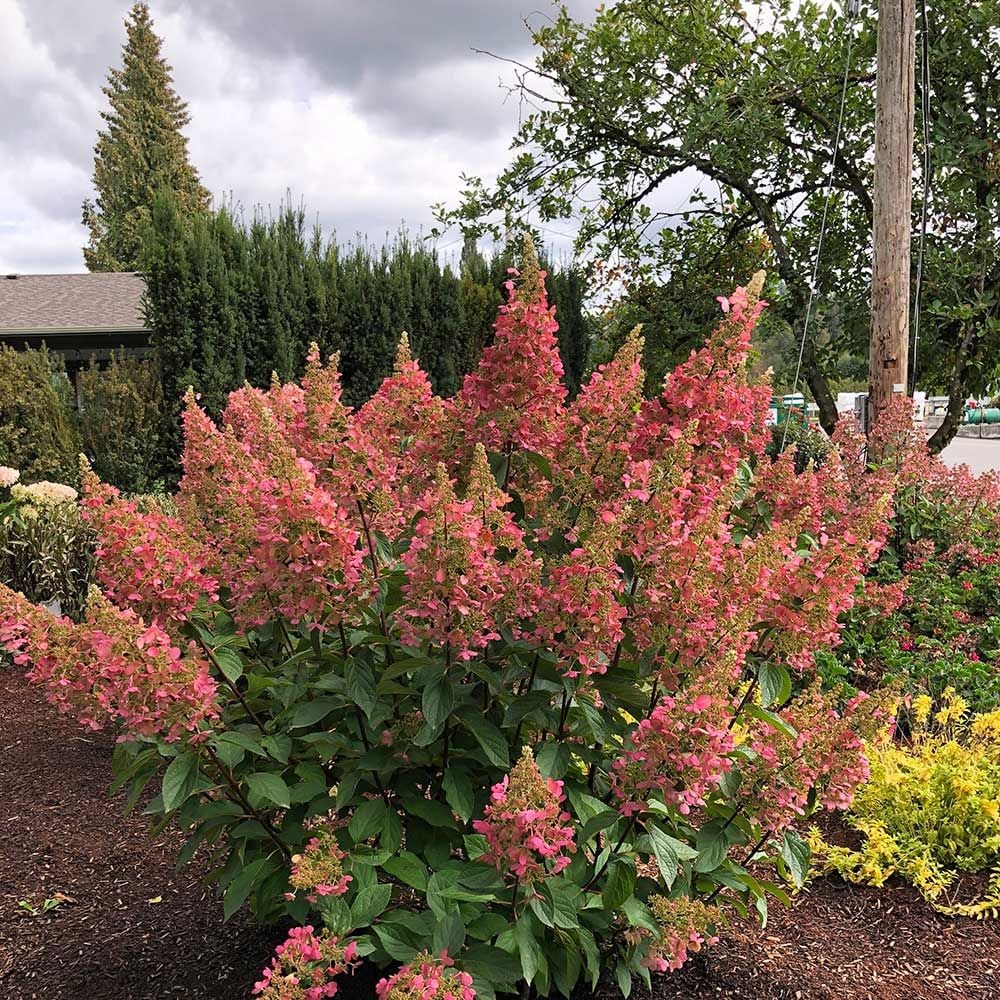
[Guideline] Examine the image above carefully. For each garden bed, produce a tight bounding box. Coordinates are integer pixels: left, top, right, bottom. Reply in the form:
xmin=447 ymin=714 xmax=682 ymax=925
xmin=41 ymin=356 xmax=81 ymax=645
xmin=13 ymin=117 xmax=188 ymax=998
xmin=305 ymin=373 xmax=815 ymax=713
xmin=2 ymin=668 xmax=999 ymax=1000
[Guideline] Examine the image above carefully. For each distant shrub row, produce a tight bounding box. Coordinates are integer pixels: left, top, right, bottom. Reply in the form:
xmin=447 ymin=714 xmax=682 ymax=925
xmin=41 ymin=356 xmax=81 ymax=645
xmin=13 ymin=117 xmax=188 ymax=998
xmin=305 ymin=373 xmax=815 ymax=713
xmin=0 ymin=347 xmax=164 ymax=494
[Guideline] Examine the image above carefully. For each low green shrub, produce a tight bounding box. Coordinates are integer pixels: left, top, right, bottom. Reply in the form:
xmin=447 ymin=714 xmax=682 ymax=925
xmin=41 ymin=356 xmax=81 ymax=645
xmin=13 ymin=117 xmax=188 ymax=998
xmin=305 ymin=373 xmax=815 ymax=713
xmin=0 ymin=347 xmax=81 ymax=486
xmin=78 ymin=353 xmax=166 ymax=493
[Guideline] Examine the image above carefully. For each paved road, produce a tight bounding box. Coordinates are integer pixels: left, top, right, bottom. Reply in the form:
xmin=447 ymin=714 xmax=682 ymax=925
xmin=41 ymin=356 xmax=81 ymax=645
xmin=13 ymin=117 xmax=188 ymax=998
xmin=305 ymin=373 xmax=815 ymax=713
xmin=939 ymin=437 xmax=1000 ymax=473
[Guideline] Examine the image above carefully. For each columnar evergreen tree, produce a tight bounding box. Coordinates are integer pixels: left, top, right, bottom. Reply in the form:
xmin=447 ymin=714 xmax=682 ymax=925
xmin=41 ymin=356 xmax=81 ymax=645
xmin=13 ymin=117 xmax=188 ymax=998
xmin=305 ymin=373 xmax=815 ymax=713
xmin=82 ymin=2 xmax=209 ymax=271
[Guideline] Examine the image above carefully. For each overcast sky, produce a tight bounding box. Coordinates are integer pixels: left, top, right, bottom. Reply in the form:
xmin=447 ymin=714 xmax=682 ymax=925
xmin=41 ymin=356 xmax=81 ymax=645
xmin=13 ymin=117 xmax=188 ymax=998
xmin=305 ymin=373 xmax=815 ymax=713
xmin=0 ymin=0 xmax=602 ymax=274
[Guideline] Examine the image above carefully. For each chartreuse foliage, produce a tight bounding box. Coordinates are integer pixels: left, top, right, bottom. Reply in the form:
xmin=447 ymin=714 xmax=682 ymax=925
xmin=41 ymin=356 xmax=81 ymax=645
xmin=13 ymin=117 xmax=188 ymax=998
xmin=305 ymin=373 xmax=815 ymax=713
xmin=0 ymin=245 xmax=893 ymax=999
xmin=811 ymin=690 xmax=1000 ymax=919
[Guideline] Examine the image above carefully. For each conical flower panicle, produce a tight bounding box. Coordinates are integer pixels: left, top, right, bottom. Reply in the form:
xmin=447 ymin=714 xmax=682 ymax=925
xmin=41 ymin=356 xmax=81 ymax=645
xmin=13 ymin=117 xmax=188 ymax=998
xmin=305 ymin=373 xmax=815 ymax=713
xmin=294 ymin=345 xmax=352 ymax=470
xmin=375 ymin=953 xmax=476 ymax=1000
xmin=82 ymin=458 xmax=219 ymax=634
xmin=471 ymin=746 xmax=576 ymax=881
xmin=179 ymin=389 xmax=368 ymax=632
xmin=399 ymin=464 xmax=534 ymax=658
xmin=465 ymin=443 xmax=516 ymax=539
xmin=83 ymin=588 xmax=219 ymax=742
xmin=254 ymin=926 xmax=359 ymax=1000
xmin=344 ymin=334 xmax=447 ymax=533
xmin=737 ymin=683 xmax=878 ymax=833
xmin=612 ymin=691 xmax=735 ymax=817
xmin=0 ymin=581 xmax=217 ymax=742
xmin=540 ymin=325 xmax=646 ymax=533
xmin=452 ymin=238 xmax=567 ymax=459
xmin=632 ymin=279 xmax=772 ymax=485
xmin=531 ymin=506 xmax=627 ymax=678
xmin=640 ymin=896 xmax=721 ymax=973
xmin=0 ymin=583 xmax=105 ymax=730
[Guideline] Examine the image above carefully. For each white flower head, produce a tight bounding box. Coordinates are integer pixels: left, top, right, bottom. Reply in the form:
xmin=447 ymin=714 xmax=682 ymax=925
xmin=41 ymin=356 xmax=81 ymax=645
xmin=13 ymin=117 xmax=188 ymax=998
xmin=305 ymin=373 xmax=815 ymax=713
xmin=0 ymin=466 xmax=20 ymax=488
xmin=11 ymin=481 xmax=78 ymax=507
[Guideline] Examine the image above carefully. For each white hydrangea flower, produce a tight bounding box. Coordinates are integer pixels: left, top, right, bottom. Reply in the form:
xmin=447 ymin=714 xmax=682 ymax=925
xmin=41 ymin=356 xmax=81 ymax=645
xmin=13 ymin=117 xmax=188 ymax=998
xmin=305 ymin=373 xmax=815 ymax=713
xmin=0 ymin=466 xmax=19 ymax=488
xmin=11 ymin=481 xmax=78 ymax=506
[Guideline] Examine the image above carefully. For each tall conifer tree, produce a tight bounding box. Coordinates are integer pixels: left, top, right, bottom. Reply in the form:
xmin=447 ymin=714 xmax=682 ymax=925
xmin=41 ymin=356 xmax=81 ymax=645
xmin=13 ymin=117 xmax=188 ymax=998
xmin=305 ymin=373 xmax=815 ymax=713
xmin=82 ymin=2 xmax=209 ymax=271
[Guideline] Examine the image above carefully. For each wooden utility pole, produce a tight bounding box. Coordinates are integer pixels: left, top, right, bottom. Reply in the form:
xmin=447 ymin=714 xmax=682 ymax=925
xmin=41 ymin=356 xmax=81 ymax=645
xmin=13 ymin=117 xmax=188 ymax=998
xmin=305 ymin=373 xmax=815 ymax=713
xmin=867 ymin=0 xmax=916 ymax=435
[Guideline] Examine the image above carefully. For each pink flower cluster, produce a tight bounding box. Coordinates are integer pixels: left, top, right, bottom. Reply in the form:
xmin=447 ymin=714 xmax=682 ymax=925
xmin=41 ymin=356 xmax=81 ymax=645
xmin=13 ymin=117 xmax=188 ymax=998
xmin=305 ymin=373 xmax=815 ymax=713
xmin=738 ymin=686 xmax=879 ymax=833
xmin=81 ymin=462 xmax=219 ymax=634
xmin=611 ymin=692 xmax=735 ymax=816
xmin=639 ymin=896 xmax=720 ymax=973
xmin=0 ymin=583 xmax=217 ymax=742
xmin=451 ymin=257 xmax=567 ymax=457
xmin=399 ymin=451 xmax=537 ymax=659
xmin=254 ymin=926 xmax=358 ymax=1000
xmin=287 ymin=827 xmax=352 ymax=904
xmin=375 ymin=952 xmax=476 ymax=1000
xmin=472 ymin=746 xmax=576 ymax=880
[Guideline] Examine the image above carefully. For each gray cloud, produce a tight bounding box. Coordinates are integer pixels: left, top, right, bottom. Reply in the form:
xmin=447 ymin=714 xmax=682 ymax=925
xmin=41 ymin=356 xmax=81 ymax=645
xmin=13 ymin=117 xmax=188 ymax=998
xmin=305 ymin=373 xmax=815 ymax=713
xmin=1 ymin=0 xmax=599 ymax=273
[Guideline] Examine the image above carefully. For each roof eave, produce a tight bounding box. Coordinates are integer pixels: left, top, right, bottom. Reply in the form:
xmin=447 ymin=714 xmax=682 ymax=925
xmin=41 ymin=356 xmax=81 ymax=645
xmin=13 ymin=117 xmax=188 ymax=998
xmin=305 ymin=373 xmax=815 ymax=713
xmin=0 ymin=326 xmax=149 ymax=336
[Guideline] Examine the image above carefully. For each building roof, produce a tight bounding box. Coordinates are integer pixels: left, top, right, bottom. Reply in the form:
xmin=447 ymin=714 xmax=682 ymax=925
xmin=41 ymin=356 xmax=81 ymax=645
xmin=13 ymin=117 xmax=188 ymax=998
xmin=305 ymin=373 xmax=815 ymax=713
xmin=0 ymin=271 xmax=147 ymax=333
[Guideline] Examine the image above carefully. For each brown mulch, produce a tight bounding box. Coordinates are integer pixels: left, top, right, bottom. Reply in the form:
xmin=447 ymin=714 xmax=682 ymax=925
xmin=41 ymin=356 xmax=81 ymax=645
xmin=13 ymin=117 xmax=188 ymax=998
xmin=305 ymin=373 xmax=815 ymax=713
xmin=0 ymin=669 xmax=281 ymax=999
xmin=2 ymin=668 xmax=1000 ymax=1000
xmin=645 ymin=874 xmax=1000 ymax=1000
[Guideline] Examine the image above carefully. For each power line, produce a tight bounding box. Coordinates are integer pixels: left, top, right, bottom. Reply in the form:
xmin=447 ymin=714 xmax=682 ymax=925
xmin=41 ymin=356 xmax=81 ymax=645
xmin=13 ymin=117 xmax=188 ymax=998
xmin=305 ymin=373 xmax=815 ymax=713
xmin=780 ymin=8 xmax=858 ymax=451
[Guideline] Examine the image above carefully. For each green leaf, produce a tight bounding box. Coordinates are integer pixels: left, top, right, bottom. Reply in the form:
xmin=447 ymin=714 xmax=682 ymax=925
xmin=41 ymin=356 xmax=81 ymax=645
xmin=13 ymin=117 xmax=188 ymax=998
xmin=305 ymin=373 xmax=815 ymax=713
xmin=374 ymin=923 xmax=420 ymax=962
xmin=536 ymin=741 xmax=571 ymax=779
xmin=349 ymin=798 xmax=388 ymax=842
xmin=318 ymin=895 xmax=353 ymax=935
xmin=502 ymin=690 xmax=553 ymax=726
xmin=745 ymin=702 xmax=798 ymax=740
xmin=647 ymin=825 xmax=682 ymax=889
xmin=457 ymin=710 xmax=509 ymax=768
xmin=601 ymin=857 xmax=636 ymax=910
xmin=422 ymin=672 xmax=455 ymax=732
xmin=432 ymin=910 xmax=466 ymax=957
xmin=346 ymin=659 xmax=377 ymax=719
xmin=462 ymin=944 xmax=522 ymax=990
xmin=291 ymin=697 xmax=340 ymax=729
xmin=514 ymin=915 xmax=545 ymax=986
xmin=351 ymin=883 xmax=392 ymax=928
xmin=443 ymin=767 xmax=475 ymax=822
xmin=695 ymin=823 xmax=729 ymax=873
xmin=223 ymin=857 xmax=278 ymax=920
xmin=622 ymin=896 xmax=658 ymax=933
xmin=382 ymin=851 xmax=428 ymax=890
xmin=246 ymin=772 xmax=291 ymax=809
xmin=758 ymin=661 xmax=791 ymax=709
xmin=401 ymin=796 xmax=457 ymax=828
xmin=780 ymin=830 xmax=811 ymax=888
xmin=213 ymin=647 xmax=244 ymax=684
xmin=615 ymin=962 xmax=633 ymax=998
xmin=579 ymin=806 xmax=620 ymax=843
xmin=216 ymin=730 xmax=267 ymax=756
xmin=262 ymin=733 xmax=292 ymax=764
xmin=542 ymin=880 xmax=581 ymax=930
xmin=162 ymin=752 xmax=200 ymax=812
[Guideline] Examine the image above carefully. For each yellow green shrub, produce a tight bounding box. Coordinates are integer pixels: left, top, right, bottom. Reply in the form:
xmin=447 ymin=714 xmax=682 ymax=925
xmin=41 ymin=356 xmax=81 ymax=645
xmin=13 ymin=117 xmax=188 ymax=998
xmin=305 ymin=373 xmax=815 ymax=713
xmin=810 ymin=689 xmax=1000 ymax=915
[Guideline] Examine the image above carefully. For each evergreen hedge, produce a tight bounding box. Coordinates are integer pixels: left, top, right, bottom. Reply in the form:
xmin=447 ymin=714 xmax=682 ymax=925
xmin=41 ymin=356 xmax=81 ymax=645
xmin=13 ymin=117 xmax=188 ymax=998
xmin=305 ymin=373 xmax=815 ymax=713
xmin=141 ymin=193 xmax=591 ymax=479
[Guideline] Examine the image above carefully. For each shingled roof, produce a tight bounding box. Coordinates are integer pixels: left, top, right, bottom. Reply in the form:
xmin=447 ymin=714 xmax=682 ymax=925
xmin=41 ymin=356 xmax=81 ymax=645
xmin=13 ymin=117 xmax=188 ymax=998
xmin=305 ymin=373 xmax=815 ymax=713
xmin=0 ymin=272 xmax=147 ymax=333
